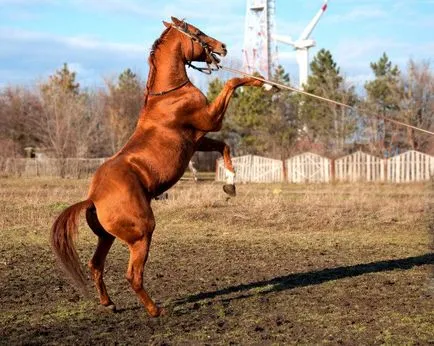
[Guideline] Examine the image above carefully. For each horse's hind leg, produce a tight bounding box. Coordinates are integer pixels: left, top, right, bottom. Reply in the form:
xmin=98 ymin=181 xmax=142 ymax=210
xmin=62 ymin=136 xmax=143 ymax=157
xmin=126 ymin=229 xmax=162 ymax=317
xmin=123 ymin=205 xmax=163 ymax=317
xmin=86 ymin=207 xmax=116 ymax=310
xmin=94 ymin=192 xmax=162 ymax=317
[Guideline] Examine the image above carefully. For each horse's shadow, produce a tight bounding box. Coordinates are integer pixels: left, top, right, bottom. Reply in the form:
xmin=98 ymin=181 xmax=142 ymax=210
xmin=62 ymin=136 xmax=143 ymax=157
xmin=173 ymin=253 xmax=433 ymax=307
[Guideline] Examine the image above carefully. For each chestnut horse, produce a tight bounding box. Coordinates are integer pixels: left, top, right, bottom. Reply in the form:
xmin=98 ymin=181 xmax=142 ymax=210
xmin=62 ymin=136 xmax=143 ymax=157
xmin=51 ymin=17 xmax=265 ymax=317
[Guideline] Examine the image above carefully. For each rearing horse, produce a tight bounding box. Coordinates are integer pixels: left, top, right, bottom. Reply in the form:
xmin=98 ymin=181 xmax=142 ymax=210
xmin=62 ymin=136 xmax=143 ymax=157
xmin=51 ymin=17 xmax=265 ymax=317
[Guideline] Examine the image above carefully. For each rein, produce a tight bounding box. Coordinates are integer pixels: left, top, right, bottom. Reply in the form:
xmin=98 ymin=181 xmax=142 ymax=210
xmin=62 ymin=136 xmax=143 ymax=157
xmin=147 ymin=21 xmax=432 ymax=137
xmin=219 ymin=65 xmax=434 ymax=137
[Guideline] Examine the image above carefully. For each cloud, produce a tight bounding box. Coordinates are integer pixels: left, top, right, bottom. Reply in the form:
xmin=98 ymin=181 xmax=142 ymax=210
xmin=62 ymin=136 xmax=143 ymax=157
xmin=67 ymin=0 xmax=246 ymax=56
xmin=0 ymin=28 xmax=149 ymax=87
xmin=328 ymin=5 xmax=387 ymax=23
xmin=73 ymin=0 xmax=159 ymax=17
xmin=161 ymin=1 xmax=244 ymax=21
xmin=1 ymin=0 xmax=432 ymax=90
xmin=0 ymin=23 xmax=246 ymax=88
xmin=72 ymin=0 xmax=244 ymax=22
xmin=0 ymin=28 xmax=147 ymax=54
xmin=332 ymin=36 xmax=418 ymax=71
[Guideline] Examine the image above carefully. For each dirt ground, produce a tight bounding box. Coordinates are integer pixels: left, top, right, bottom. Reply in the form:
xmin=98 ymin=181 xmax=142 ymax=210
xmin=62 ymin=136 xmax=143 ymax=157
xmin=0 ymin=177 xmax=433 ymax=345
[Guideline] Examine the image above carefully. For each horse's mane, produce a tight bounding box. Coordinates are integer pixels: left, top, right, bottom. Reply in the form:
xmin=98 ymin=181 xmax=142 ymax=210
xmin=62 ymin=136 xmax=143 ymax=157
xmin=143 ymin=26 xmax=173 ymax=105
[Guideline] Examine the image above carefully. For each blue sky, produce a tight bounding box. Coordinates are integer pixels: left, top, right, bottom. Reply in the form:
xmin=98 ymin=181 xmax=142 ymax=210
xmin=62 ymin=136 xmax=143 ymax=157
xmin=1 ymin=0 xmax=433 ymax=90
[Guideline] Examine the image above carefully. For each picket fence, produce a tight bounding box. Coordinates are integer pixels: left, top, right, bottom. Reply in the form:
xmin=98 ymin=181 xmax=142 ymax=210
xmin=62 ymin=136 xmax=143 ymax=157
xmin=216 ymin=155 xmax=283 ymax=183
xmin=216 ymin=150 xmax=434 ymax=183
xmin=335 ymin=151 xmax=385 ymax=182
xmin=387 ymin=150 xmax=434 ymax=183
xmin=2 ymin=150 xmax=433 ymax=183
xmin=0 ymin=157 xmax=106 ymax=178
xmin=286 ymin=152 xmax=331 ymax=183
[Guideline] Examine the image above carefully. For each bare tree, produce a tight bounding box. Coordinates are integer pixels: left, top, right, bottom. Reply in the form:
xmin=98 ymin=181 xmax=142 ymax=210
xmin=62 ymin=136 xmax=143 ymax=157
xmin=31 ymin=64 xmax=102 ymax=175
xmin=104 ymin=69 xmax=144 ymax=154
xmin=84 ymin=88 xmax=113 ymax=158
xmin=36 ymin=84 xmax=84 ymax=159
xmin=0 ymin=86 xmax=42 ymax=157
xmin=399 ymin=60 xmax=434 ymax=153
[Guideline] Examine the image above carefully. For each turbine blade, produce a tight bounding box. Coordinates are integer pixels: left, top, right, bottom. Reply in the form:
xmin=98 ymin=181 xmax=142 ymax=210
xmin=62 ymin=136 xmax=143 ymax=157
xmin=273 ymin=34 xmax=295 ymax=46
xmin=299 ymin=0 xmax=328 ymax=40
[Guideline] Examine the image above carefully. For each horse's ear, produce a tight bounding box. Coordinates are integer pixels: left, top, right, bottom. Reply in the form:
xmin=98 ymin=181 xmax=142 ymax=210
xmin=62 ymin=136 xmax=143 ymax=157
xmin=171 ymin=16 xmax=183 ymax=26
xmin=163 ymin=21 xmax=171 ymax=28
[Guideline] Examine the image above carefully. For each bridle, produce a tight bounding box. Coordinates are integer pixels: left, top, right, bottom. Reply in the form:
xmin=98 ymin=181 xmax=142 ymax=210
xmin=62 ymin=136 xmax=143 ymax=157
xmin=148 ymin=20 xmax=222 ymax=97
xmin=171 ymin=21 xmax=222 ymax=75
xmin=148 ymin=79 xmax=190 ymax=96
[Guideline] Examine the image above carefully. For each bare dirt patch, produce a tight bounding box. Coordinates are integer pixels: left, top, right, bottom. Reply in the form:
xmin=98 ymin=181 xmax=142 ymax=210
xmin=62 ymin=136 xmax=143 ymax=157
xmin=1 ymin=178 xmax=433 ymax=344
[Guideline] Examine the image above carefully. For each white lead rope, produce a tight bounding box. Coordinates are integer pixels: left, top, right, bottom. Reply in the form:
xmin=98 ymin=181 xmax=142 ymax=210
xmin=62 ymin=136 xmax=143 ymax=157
xmin=219 ymin=65 xmax=434 ymax=137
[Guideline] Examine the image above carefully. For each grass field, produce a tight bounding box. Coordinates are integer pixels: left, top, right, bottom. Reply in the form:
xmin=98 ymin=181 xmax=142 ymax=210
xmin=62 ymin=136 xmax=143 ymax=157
xmin=1 ymin=177 xmax=433 ymax=345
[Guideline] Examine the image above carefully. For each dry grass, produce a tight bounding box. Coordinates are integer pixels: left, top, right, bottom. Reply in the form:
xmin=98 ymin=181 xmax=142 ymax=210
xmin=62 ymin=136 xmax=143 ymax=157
xmin=0 ymin=177 xmax=433 ymax=344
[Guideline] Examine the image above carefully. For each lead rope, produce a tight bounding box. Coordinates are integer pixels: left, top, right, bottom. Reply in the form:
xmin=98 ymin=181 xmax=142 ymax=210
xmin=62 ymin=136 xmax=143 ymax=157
xmin=218 ymin=65 xmax=434 ymax=137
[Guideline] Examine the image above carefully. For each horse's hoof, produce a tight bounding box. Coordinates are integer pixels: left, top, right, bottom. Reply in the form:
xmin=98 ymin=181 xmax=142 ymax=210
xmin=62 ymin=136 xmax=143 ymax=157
xmin=149 ymin=306 xmax=166 ymax=318
xmin=263 ymin=83 xmax=280 ymax=92
xmin=99 ymin=303 xmax=117 ymax=313
xmin=223 ymin=184 xmax=236 ymax=197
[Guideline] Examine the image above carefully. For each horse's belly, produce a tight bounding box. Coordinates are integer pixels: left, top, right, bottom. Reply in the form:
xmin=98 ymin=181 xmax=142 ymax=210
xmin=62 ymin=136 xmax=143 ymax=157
xmin=92 ymin=126 xmax=197 ymax=197
xmin=129 ymin=146 xmax=194 ymax=196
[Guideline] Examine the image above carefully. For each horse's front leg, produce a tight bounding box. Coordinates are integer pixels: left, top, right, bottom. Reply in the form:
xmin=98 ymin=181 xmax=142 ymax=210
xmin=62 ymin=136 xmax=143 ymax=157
xmin=195 ymin=77 xmax=265 ymax=132
xmin=196 ymin=137 xmax=236 ymax=196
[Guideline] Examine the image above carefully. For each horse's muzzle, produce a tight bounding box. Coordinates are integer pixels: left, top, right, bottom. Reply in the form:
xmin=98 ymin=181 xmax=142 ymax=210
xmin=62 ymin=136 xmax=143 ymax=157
xmin=214 ymin=43 xmax=227 ymax=57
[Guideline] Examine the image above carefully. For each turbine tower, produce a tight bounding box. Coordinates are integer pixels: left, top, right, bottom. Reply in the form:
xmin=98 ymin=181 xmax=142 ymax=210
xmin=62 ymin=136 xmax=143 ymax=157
xmin=242 ymin=0 xmax=278 ymax=79
xmin=275 ymin=0 xmax=329 ymax=89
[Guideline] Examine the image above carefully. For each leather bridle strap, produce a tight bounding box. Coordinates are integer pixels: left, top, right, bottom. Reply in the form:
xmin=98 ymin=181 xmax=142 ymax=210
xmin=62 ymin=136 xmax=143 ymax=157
xmin=171 ymin=23 xmax=221 ymax=75
xmin=148 ymin=79 xmax=190 ymax=96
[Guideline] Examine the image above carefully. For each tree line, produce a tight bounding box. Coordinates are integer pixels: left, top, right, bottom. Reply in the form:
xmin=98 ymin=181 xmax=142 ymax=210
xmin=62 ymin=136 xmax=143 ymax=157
xmin=0 ymin=50 xmax=433 ymax=161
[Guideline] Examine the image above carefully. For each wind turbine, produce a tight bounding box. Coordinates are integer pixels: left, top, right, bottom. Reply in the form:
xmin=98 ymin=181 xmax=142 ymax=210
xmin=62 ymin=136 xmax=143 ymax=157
xmin=275 ymin=0 xmax=328 ymax=89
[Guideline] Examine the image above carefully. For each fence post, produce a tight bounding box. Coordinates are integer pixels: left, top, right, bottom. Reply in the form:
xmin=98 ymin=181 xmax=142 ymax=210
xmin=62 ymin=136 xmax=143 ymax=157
xmin=330 ymin=158 xmax=336 ymax=183
xmin=215 ymin=158 xmax=219 ymax=181
xmin=383 ymin=158 xmax=387 ymax=182
xmin=282 ymin=159 xmax=287 ymax=183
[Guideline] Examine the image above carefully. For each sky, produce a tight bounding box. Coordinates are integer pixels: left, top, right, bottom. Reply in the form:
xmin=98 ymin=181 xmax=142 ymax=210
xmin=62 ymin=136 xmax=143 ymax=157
xmin=1 ymin=0 xmax=433 ymax=90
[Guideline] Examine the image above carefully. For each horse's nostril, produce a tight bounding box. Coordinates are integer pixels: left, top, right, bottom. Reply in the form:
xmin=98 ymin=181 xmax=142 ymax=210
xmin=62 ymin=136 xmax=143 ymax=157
xmin=221 ymin=43 xmax=226 ymax=49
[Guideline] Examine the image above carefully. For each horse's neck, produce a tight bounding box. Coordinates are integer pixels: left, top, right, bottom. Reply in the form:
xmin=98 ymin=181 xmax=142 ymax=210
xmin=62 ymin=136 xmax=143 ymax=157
xmin=151 ymin=43 xmax=188 ymax=92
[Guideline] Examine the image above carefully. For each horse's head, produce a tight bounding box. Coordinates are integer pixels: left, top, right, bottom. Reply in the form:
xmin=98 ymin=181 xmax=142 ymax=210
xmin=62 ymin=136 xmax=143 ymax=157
xmin=163 ymin=17 xmax=227 ymax=67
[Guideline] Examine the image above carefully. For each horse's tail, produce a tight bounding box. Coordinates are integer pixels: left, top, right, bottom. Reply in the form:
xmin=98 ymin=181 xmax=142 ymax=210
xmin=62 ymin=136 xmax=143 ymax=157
xmin=50 ymin=199 xmax=93 ymax=294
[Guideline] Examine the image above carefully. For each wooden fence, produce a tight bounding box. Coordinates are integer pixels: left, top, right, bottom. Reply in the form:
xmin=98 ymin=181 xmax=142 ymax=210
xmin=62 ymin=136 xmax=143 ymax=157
xmin=387 ymin=150 xmax=434 ymax=183
xmin=216 ymin=151 xmax=434 ymax=183
xmin=0 ymin=158 xmax=106 ymax=178
xmin=1 ymin=150 xmax=433 ymax=183
xmin=216 ymin=155 xmax=284 ymax=183
xmin=286 ymin=152 xmax=331 ymax=183
xmin=335 ymin=151 xmax=385 ymax=182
